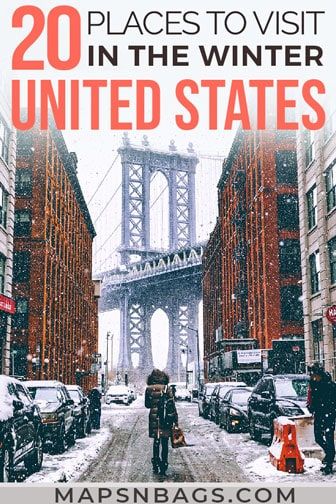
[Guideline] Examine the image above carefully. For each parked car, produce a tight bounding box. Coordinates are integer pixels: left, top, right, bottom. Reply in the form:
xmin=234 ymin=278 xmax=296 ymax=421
xmin=208 ymin=382 xmax=247 ymax=423
xmin=170 ymin=382 xmax=191 ymax=401
xmin=248 ymin=374 xmax=310 ymax=443
xmin=0 ymin=375 xmax=43 ymax=482
xmin=26 ymin=380 xmax=76 ymax=453
xmin=219 ymin=387 xmax=253 ymax=432
xmin=66 ymin=385 xmax=91 ymax=438
xmin=198 ymin=383 xmax=218 ymax=418
xmin=105 ymin=384 xmax=131 ymax=405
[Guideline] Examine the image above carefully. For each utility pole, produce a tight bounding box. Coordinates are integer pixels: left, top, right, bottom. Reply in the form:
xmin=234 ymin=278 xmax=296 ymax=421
xmin=105 ymin=331 xmax=112 ymax=393
xmin=110 ymin=333 xmax=114 ymax=379
xmin=188 ymin=326 xmax=201 ymax=389
xmin=186 ymin=343 xmax=189 ymax=389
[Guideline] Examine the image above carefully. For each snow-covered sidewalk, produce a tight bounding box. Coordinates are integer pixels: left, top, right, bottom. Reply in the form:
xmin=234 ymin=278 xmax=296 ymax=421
xmin=26 ymin=428 xmax=110 ymax=483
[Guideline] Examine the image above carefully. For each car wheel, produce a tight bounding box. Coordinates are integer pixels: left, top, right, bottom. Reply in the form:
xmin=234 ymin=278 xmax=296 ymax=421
xmin=24 ymin=434 xmax=43 ymax=474
xmin=249 ymin=416 xmax=261 ymax=441
xmin=67 ymin=424 xmax=76 ymax=447
xmin=226 ymin=415 xmax=233 ymax=433
xmin=55 ymin=424 xmax=66 ymax=454
xmin=86 ymin=418 xmax=92 ymax=435
xmin=266 ymin=418 xmax=275 ymax=446
xmin=77 ymin=417 xmax=86 ymax=439
xmin=0 ymin=447 xmax=15 ymax=483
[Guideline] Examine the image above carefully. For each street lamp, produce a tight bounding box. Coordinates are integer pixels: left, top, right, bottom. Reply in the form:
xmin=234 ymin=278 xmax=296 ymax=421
xmin=187 ymin=326 xmax=202 ymax=390
xmin=105 ymin=332 xmax=113 ymax=393
xmin=180 ymin=343 xmax=191 ymax=389
xmin=11 ymin=349 xmax=17 ymax=376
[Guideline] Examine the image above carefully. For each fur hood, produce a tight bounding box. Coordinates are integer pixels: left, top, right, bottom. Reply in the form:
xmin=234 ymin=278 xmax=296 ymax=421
xmin=146 ymin=369 xmax=169 ymax=385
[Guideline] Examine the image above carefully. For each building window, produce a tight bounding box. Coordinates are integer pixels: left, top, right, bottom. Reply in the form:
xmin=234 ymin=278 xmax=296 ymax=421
xmin=280 ymin=285 xmax=303 ymax=321
xmin=279 ymin=240 xmax=301 ymax=275
xmin=309 ymin=250 xmax=320 ymax=294
xmin=312 ymin=319 xmax=323 ymax=362
xmin=328 ymin=236 xmax=336 ymax=285
xmin=306 ymin=185 xmax=317 ymax=230
xmin=276 ymin=151 xmax=297 ymax=185
xmin=325 ymin=162 xmax=336 ymax=212
xmin=13 ymin=251 xmax=30 ymax=283
xmin=277 ymin=195 xmax=299 ymax=230
xmin=14 ymin=210 xmax=31 ymax=236
xmin=0 ymin=115 xmax=10 ymax=164
xmin=0 ymin=255 xmax=5 ymax=293
xmin=12 ymin=298 xmax=29 ymax=329
xmin=15 ymin=168 xmax=32 ymax=197
xmin=304 ymin=131 xmax=315 ymax=167
xmin=0 ymin=185 xmax=8 ymax=229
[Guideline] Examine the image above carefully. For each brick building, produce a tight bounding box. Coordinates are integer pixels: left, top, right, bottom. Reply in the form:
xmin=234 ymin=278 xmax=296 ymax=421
xmin=296 ymin=112 xmax=336 ymax=378
xmin=203 ymin=129 xmax=304 ymax=381
xmin=11 ymin=124 xmax=99 ymax=389
xmin=0 ymin=80 xmax=16 ymax=375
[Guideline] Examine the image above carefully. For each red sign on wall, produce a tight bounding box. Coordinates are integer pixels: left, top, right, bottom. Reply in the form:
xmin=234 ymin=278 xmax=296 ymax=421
xmin=0 ymin=294 xmax=16 ymax=315
xmin=326 ymin=305 xmax=336 ymax=324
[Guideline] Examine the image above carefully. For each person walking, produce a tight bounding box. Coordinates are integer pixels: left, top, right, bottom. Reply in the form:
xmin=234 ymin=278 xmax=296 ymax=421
xmin=88 ymin=387 xmax=102 ymax=430
xmin=145 ymin=369 xmax=178 ymax=476
xmin=307 ymin=362 xmax=336 ymax=475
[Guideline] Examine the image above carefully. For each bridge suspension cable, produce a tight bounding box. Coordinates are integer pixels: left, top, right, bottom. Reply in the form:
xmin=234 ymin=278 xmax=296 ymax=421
xmin=96 ymin=179 xmax=169 ymax=272
xmin=95 ymin=222 xmax=121 ymax=256
xmin=88 ymin=153 xmax=120 ymax=204
xmin=93 ymin=183 xmax=122 ymax=225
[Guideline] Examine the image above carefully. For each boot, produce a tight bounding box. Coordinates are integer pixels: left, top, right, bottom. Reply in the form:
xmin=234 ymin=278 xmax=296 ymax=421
xmin=159 ymin=461 xmax=168 ymax=476
xmin=151 ymin=458 xmax=159 ymax=474
xmin=321 ymin=465 xmax=333 ymax=475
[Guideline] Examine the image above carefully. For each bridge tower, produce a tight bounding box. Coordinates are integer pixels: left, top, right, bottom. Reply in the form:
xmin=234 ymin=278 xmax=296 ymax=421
xmin=117 ymin=135 xmax=200 ymax=381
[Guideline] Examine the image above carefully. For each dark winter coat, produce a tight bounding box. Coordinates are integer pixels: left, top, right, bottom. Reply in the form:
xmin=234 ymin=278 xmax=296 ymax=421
xmin=145 ymin=384 xmax=178 ymax=438
xmin=88 ymin=388 xmax=102 ymax=413
xmin=307 ymin=372 xmax=336 ymax=418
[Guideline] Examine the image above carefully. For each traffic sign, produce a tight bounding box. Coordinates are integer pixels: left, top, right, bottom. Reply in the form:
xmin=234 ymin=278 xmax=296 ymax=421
xmin=326 ymin=305 xmax=336 ymax=323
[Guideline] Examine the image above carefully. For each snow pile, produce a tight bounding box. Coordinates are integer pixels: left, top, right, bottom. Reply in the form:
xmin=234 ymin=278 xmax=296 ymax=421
xmin=0 ymin=376 xmax=14 ymax=422
xmin=246 ymin=455 xmax=330 ymax=481
xmin=26 ymin=428 xmax=109 ymax=483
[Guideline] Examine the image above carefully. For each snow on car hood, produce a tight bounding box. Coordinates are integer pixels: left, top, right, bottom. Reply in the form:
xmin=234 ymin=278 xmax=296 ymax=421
xmin=0 ymin=376 xmax=14 ymax=422
xmin=34 ymin=399 xmax=59 ymax=413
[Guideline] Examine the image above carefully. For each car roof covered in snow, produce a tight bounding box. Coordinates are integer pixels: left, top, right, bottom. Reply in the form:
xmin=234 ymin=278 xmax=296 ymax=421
xmin=0 ymin=374 xmax=22 ymax=386
xmin=0 ymin=375 xmax=24 ymax=422
xmin=271 ymin=374 xmax=309 ymax=380
xmin=65 ymin=384 xmax=82 ymax=390
xmin=24 ymin=380 xmax=65 ymax=387
xmin=218 ymin=381 xmax=247 ymax=387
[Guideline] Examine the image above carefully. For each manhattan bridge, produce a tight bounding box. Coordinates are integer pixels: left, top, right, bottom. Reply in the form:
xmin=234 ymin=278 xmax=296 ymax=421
xmin=92 ymin=133 xmax=223 ymax=382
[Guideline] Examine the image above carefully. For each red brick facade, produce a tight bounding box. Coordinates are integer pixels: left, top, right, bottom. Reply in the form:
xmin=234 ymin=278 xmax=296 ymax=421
xmin=12 ymin=126 xmax=98 ymax=390
xmin=203 ymin=129 xmax=304 ymax=380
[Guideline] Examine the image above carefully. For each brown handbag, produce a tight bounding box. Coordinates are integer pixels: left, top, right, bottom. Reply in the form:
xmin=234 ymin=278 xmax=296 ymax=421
xmin=171 ymin=425 xmax=187 ymax=448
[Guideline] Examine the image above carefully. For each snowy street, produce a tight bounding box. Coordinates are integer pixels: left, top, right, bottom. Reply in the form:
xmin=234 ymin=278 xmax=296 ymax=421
xmin=18 ymin=397 xmax=336 ymax=484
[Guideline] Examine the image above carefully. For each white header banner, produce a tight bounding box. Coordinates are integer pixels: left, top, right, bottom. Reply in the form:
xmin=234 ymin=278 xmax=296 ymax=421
xmin=237 ymin=349 xmax=261 ymax=364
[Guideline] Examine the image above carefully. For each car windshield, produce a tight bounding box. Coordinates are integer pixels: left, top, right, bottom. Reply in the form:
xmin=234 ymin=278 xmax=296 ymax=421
xmin=231 ymin=390 xmax=251 ymax=405
xmin=275 ymin=378 xmax=309 ymax=399
xmin=28 ymin=387 xmax=61 ymax=403
xmin=68 ymin=390 xmax=81 ymax=403
xmin=219 ymin=386 xmax=233 ymax=398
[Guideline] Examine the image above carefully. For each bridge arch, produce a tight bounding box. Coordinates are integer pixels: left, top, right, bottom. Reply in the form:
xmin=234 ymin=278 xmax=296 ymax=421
xmin=150 ymin=171 xmax=169 ymax=250
xmin=150 ymin=308 xmax=169 ymax=370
